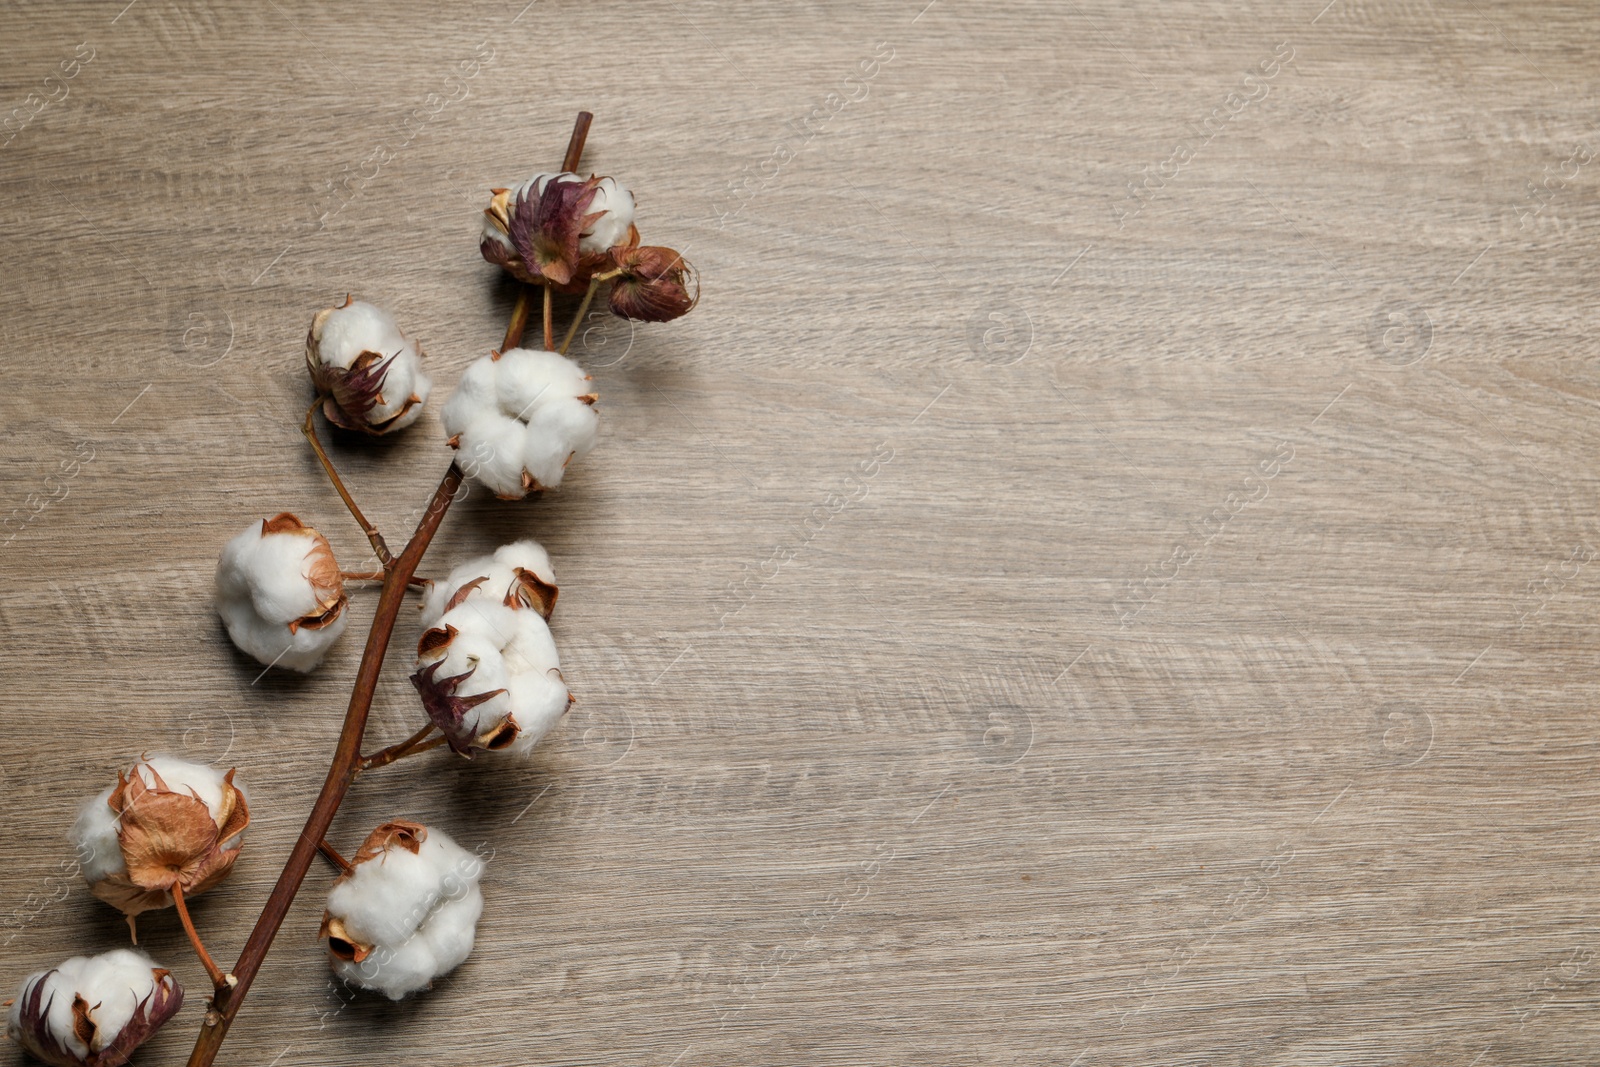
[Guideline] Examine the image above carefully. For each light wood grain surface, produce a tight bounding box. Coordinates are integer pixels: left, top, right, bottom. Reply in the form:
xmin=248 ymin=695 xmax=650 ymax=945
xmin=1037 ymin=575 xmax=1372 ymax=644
xmin=4 ymin=1 xmax=1600 ymax=1064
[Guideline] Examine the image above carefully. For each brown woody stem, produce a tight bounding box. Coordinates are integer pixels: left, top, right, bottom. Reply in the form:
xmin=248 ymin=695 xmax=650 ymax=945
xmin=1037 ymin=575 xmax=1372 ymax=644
xmin=503 ymin=287 xmax=532 ymax=350
xmin=302 ymin=399 xmax=392 ymax=567
xmin=187 ymin=111 xmax=590 ymax=1067
xmin=185 ymin=465 xmax=462 ymax=1066
xmin=172 ymin=884 xmax=229 ymax=991
xmin=316 ymin=839 xmax=352 ymax=875
xmin=563 ymin=111 xmax=592 ymax=173
xmin=360 ymin=723 xmax=442 ymax=770
xmin=543 ymin=284 xmax=555 ymax=351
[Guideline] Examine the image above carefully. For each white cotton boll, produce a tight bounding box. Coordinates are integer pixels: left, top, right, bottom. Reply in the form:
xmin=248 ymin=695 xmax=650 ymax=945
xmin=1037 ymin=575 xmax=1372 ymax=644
xmin=214 ymin=513 xmax=348 ymax=672
xmin=314 ymin=301 xmax=407 ymax=367
xmin=496 ymin=346 xmax=592 ymax=412
xmin=323 ymin=823 xmax=485 ymax=1000
xmin=453 ymin=410 xmax=529 ymax=499
xmin=7 ymin=948 xmax=183 ymax=1066
xmin=238 ymin=533 xmax=322 ymax=622
xmin=493 ymin=540 xmax=555 ymax=584
xmin=306 ymin=299 xmax=432 ymax=434
xmin=418 ymin=540 xmax=556 ymax=629
xmin=442 ymin=348 xmax=599 ymax=499
xmin=414 ymin=599 xmax=569 ymax=757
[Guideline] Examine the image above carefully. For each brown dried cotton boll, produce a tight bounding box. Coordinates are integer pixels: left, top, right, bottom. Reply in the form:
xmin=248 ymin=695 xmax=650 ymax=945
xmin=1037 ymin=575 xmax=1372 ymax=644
xmin=480 ymin=172 xmax=636 ymax=290
xmin=71 ymin=756 xmax=250 ymax=936
xmin=607 ymin=245 xmax=699 ymax=322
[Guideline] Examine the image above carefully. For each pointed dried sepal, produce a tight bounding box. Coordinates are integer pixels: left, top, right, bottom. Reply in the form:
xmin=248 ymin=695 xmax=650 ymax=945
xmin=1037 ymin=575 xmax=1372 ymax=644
xmin=320 ymin=914 xmax=372 ymax=964
xmin=608 ymin=245 xmax=700 ymax=322
xmin=6 ymin=950 xmax=184 ymax=1067
xmin=86 ymin=763 xmax=250 ymax=921
xmin=481 ymin=173 xmax=634 ymax=292
xmin=304 ymin=299 xmax=431 ymax=435
xmin=506 ymin=566 xmax=558 ymax=618
xmin=509 ymin=174 xmax=603 ymax=288
xmin=349 ymin=820 xmax=428 ymax=867
xmin=409 ymin=656 xmax=512 ymax=756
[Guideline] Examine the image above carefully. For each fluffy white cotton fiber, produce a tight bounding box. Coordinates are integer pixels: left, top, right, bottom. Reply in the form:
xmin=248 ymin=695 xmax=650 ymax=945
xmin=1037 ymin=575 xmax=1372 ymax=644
xmin=442 ymin=348 xmax=599 ymax=498
xmin=324 ymin=824 xmax=484 ymax=1000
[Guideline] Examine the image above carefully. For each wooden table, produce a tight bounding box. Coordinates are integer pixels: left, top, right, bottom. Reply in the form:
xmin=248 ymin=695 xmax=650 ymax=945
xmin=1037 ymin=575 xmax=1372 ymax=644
xmin=3 ymin=2 xmax=1598 ymax=1064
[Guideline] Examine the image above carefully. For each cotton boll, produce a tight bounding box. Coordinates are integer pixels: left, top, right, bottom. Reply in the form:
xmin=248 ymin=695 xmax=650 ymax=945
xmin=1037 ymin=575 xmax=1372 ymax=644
xmin=419 ymin=540 xmax=557 ymax=629
xmin=322 ymin=822 xmax=485 ymax=1000
xmin=214 ymin=513 xmax=348 ymax=672
xmin=73 ymin=756 xmax=250 ymax=928
xmin=72 ymin=755 xmax=239 ymax=886
xmin=451 ymin=409 xmax=529 ymax=499
xmin=511 ymin=173 xmax=633 ymax=255
xmin=442 ymin=348 xmax=598 ymax=499
xmin=411 ymin=591 xmax=572 ymax=758
xmin=608 ymin=244 xmax=700 ymax=323
xmin=479 ymin=172 xmax=636 ymax=288
xmin=7 ymin=948 xmax=183 ymax=1067
xmin=305 ymin=298 xmax=432 ymax=434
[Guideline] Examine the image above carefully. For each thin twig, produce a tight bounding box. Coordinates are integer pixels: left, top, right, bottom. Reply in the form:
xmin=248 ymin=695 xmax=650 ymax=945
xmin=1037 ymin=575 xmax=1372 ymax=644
xmin=560 ymin=277 xmax=602 ymax=355
xmin=543 ymin=284 xmax=554 ymax=351
xmin=365 ymin=734 xmax=449 ymax=769
xmin=171 ymin=884 xmax=229 ymax=990
xmin=359 ymin=723 xmax=442 ymax=770
xmin=503 ymin=287 xmax=532 ymax=350
xmin=302 ymin=399 xmax=392 ymax=566
xmin=563 ymin=111 xmax=593 ymax=173
xmin=316 ymin=839 xmax=353 ymax=875
xmin=342 ymin=571 xmax=428 ymax=587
